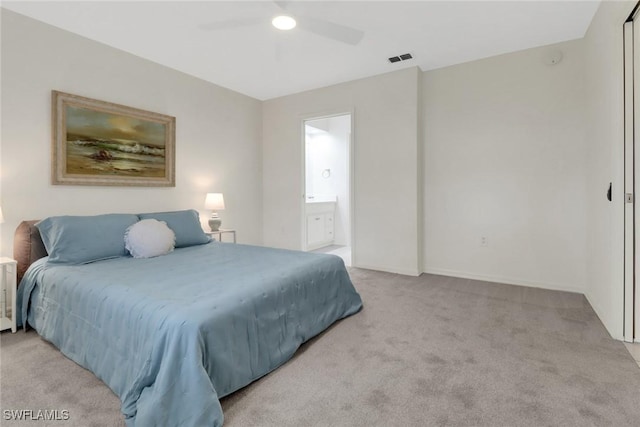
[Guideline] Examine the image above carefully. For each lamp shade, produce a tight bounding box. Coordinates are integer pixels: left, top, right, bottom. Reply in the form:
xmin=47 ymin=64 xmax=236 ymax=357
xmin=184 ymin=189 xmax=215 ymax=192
xmin=204 ymin=193 xmax=225 ymax=211
xmin=0 ymin=206 xmax=4 ymax=224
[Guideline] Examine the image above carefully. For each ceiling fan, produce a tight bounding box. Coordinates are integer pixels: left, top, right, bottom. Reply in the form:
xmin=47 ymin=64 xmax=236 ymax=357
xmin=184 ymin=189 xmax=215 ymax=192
xmin=199 ymin=1 xmax=365 ymax=46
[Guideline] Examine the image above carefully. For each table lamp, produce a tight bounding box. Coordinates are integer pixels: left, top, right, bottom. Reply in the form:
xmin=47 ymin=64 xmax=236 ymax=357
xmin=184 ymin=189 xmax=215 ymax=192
xmin=204 ymin=193 xmax=225 ymax=231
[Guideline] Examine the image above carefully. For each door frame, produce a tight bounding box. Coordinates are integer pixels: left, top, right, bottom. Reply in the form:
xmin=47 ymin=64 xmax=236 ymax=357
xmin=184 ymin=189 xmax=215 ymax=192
xmin=299 ymin=109 xmax=355 ymax=264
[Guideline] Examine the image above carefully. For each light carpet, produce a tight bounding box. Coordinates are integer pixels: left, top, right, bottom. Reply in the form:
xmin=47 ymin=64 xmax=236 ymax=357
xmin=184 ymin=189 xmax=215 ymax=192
xmin=1 ymin=269 xmax=639 ymax=426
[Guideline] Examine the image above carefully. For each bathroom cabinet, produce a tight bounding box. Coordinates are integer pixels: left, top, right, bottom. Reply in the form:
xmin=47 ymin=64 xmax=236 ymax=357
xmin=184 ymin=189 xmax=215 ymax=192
xmin=305 ymin=201 xmax=335 ymax=250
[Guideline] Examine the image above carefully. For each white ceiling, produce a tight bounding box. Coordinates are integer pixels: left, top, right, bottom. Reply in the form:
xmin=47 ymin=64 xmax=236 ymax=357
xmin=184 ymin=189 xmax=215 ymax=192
xmin=2 ymin=1 xmax=600 ymax=100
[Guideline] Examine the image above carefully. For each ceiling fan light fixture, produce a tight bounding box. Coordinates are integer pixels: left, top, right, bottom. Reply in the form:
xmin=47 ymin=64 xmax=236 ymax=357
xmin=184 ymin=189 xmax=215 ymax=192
xmin=272 ymin=15 xmax=296 ymax=31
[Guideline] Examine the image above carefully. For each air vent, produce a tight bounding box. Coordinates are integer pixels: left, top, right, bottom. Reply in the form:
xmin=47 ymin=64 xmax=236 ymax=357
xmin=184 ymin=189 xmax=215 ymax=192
xmin=388 ymin=53 xmax=413 ymax=64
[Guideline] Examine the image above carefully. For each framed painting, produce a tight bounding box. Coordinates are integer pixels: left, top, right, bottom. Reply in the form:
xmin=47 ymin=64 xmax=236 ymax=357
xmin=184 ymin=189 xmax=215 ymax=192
xmin=52 ymin=91 xmax=176 ymax=186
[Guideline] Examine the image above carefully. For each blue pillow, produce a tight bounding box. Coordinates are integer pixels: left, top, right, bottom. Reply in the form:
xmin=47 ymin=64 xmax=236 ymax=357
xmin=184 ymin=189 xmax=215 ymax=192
xmin=137 ymin=209 xmax=209 ymax=248
xmin=36 ymin=214 xmax=139 ymax=264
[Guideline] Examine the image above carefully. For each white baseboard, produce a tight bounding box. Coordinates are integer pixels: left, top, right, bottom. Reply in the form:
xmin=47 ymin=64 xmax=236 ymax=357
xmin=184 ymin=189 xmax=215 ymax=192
xmin=422 ymin=267 xmax=584 ymax=294
xmin=352 ymin=263 xmax=420 ymax=277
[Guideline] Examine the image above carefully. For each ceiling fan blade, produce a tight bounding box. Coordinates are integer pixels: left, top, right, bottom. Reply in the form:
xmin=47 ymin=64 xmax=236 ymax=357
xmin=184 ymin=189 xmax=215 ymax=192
xmin=296 ymin=16 xmax=364 ymax=46
xmin=199 ymin=17 xmax=262 ymax=31
xmin=273 ymin=1 xmax=290 ymax=11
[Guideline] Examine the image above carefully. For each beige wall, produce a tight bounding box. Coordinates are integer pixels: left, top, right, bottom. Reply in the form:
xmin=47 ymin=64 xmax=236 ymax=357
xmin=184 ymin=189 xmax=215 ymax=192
xmin=583 ymin=0 xmax=636 ymax=340
xmin=263 ymin=67 xmax=422 ymax=275
xmin=0 ymin=10 xmax=263 ymax=253
xmin=422 ymin=40 xmax=589 ymax=293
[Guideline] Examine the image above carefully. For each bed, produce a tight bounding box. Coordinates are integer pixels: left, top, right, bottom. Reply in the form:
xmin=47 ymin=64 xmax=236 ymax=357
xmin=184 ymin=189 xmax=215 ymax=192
xmin=14 ymin=211 xmax=363 ymax=427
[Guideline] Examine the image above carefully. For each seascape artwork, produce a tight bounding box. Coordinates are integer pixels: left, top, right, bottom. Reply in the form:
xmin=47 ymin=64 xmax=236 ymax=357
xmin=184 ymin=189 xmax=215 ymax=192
xmin=52 ymin=91 xmax=175 ymax=186
xmin=65 ymin=106 xmax=166 ymax=178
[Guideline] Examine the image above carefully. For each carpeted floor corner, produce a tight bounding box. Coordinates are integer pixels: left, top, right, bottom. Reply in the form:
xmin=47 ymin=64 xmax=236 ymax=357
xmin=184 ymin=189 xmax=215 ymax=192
xmin=1 ymin=269 xmax=639 ymax=426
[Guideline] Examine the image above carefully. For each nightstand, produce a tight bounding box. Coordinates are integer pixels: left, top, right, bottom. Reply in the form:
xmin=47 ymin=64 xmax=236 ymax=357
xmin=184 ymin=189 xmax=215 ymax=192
xmin=206 ymin=229 xmax=236 ymax=243
xmin=0 ymin=257 xmax=18 ymax=333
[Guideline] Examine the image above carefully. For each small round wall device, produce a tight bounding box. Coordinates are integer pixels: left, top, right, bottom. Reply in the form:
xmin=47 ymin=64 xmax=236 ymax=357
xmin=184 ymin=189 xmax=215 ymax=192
xmin=544 ymin=50 xmax=563 ymax=66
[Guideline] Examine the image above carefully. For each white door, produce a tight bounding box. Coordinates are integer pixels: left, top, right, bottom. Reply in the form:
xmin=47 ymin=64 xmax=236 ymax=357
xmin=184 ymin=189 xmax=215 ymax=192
xmin=634 ymin=16 xmax=640 ymax=343
xmin=624 ymin=15 xmax=640 ymax=343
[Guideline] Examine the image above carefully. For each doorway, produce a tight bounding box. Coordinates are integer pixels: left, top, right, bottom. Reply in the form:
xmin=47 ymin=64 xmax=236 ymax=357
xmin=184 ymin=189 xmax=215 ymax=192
xmin=303 ymin=113 xmax=352 ymax=266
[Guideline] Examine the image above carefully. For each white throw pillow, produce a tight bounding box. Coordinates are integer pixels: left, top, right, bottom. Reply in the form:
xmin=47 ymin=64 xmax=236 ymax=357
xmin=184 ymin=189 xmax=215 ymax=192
xmin=124 ymin=219 xmax=176 ymax=259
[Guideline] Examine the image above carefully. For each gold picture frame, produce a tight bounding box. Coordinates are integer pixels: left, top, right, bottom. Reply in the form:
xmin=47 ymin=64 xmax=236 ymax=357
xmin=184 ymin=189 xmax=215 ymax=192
xmin=52 ymin=90 xmax=176 ymax=186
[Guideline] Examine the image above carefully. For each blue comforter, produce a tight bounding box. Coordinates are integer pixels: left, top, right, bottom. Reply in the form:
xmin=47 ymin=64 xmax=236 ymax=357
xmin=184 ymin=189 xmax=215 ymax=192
xmin=17 ymin=242 xmax=363 ymax=426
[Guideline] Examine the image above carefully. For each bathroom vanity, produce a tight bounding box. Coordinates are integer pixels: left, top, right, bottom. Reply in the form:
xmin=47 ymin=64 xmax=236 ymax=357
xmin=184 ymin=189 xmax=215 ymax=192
xmin=305 ymin=196 xmax=336 ymax=250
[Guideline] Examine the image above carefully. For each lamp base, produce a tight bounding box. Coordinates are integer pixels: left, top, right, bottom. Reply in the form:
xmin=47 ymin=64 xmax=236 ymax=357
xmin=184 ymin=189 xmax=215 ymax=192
xmin=209 ymin=213 xmax=221 ymax=232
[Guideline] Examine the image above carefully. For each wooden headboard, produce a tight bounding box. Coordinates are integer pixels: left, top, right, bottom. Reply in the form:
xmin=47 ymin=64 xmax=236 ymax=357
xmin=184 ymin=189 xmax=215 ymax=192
xmin=13 ymin=220 xmax=47 ymax=285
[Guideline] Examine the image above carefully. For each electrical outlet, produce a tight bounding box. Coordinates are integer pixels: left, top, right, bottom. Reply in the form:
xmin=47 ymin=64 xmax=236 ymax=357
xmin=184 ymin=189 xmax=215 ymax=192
xmin=480 ymin=236 xmax=488 ymax=247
